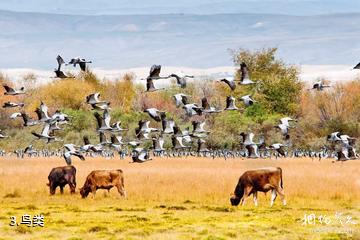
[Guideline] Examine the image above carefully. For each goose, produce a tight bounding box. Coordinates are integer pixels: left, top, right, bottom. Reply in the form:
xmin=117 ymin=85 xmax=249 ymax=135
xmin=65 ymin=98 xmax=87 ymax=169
xmin=24 ymin=145 xmax=37 ymax=155
xmin=173 ymin=93 xmax=189 ymax=107
xmin=145 ymin=78 xmax=165 ymax=92
xmin=3 ymin=85 xmax=25 ymax=95
xmin=68 ymin=57 xmax=92 ymax=71
xmin=54 ymin=55 xmax=70 ymax=78
xmin=173 ymin=126 xmax=192 ymax=143
xmin=49 ymin=121 xmax=62 ymax=132
xmin=10 ymin=112 xmax=21 ymax=119
xmin=135 ymin=120 xmax=159 ymax=139
xmin=245 ymin=144 xmax=260 ymax=158
xmin=127 ymin=140 xmax=142 ymax=148
xmin=201 ymin=97 xmax=222 ymax=113
xmin=240 ymin=132 xmax=257 ymax=146
xmin=335 ymin=146 xmax=351 ymax=162
xmin=144 ymin=108 xmax=165 ymax=122
xmin=161 ymin=117 xmax=176 ymax=134
xmin=275 ymin=123 xmax=290 ymax=139
xmin=80 ymin=136 xmax=95 ymax=152
xmin=132 ymin=147 xmax=152 ymax=163
xmin=145 ymin=65 xmax=172 ymax=80
xmin=31 ymin=123 xmax=55 ymax=142
xmin=35 ymin=101 xmax=51 ymax=122
xmin=168 ymin=71 xmax=194 ymax=88
xmin=239 ymin=95 xmax=256 ymax=106
xmin=239 ymin=62 xmax=256 ymax=85
xmin=268 ymin=143 xmax=287 ymax=158
xmin=224 ymin=96 xmax=241 ymax=110
xmin=192 ymin=120 xmax=209 ymax=134
xmin=110 ymin=121 xmax=128 ymax=132
xmin=183 ymin=103 xmax=203 ymax=117
xmin=279 ymin=117 xmax=296 ymax=127
xmin=171 ymin=135 xmax=191 ymax=150
xmin=309 ymin=80 xmax=330 ymax=91
xmin=51 ymin=110 xmax=70 ymax=123
xmin=93 ymin=109 xmax=112 ymax=132
xmin=99 ymin=132 xmax=111 ymax=146
xmin=218 ymin=77 xmax=236 ymax=91
xmin=338 ymin=134 xmax=356 ymax=146
xmin=86 ymin=92 xmax=108 ymax=105
xmin=327 ymin=132 xmax=342 ymax=142
xmin=63 ymin=144 xmax=85 ymax=165
xmin=2 ymin=102 xmax=24 ymax=108
xmin=353 ymin=62 xmax=360 ymax=69
xmin=0 ymin=129 xmax=8 ymax=138
xmin=20 ymin=112 xmax=39 ymax=126
xmin=91 ymin=102 xmax=111 ymax=110
xmin=135 ymin=127 xmax=151 ymax=140
xmin=110 ymin=135 xmax=126 ymax=152
xmin=152 ymin=136 xmax=165 ymax=152
xmin=197 ymin=139 xmax=209 ymax=153
xmin=81 ymin=136 xmax=103 ymax=153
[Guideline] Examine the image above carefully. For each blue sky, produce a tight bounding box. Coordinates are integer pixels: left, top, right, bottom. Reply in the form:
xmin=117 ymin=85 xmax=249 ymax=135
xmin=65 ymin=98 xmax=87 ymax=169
xmin=0 ymin=0 xmax=359 ymax=15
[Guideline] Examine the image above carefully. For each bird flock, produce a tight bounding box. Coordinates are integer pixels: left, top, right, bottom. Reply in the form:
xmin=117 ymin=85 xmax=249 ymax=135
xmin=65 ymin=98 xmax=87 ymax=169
xmin=0 ymin=55 xmax=359 ymax=164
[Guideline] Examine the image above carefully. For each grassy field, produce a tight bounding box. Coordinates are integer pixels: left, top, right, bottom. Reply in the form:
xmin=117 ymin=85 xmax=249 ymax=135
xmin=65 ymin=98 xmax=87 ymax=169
xmin=0 ymin=156 xmax=359 ymax=239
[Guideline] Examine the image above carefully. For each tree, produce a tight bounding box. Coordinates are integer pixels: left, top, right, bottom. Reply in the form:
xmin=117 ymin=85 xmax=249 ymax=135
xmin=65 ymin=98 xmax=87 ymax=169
xmin=230 ymin=47 xmax=303 ymax=116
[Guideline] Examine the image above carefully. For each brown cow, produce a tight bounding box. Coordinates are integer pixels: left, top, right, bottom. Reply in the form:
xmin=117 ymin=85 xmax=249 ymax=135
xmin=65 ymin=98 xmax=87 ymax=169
xmin=80 ymin=169 xmax=126 ymax=198
xmin=47 ymin=166 xmax=76 ymax=195
xmin=230 ymin=167 xmax=286 ymax=207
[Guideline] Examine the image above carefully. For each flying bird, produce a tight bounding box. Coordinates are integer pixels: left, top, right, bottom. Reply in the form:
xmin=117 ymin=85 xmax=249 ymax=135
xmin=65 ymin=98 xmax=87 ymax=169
xmin=201 ymin=97 xmax=222 ymax=113
xmin=224 ymin=96 xmax=241 ymax=111
xmin=3 ymin=85 xmax=25 ymax=95
xmin=173 ymin=93 xmax=189 ymax=107
xmin=2 ymin=102 xmax=24 ymax=108
xmin=309 ymin=80 xmax=330 ymax=91
xmin=63 ymin=144 xmax=85 ymax=165
xmin=54 ymin=55 xmax=71 ymax=78
xmin=68 ymin=57 xmax=92 ymax=71
xmin=168 ymin=71 xmax=194 ymax=88
xmin=239 ymin=95 xmax=256 ymax=106
xmin=144 ymin=108 xmax=165 ymax=122
xmin=239 ymin=62 xmax=256 ymax=85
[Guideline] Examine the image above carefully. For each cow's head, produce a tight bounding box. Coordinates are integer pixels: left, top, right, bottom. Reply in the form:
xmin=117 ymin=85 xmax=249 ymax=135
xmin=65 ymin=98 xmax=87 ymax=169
xmin=47 ymin=181 xmax=56 ymax=195
xmin=230 ymin=194 xmax=240 ymax=206
xmin=230 ymin=182 xmax=245 ymax=206
xmin=79 ymin=186 xmax=90 ymax=198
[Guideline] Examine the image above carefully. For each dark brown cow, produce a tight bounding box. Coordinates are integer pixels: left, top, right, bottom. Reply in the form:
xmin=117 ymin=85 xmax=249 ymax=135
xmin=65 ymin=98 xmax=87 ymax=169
xmin=230 ymin=167 xmax=286 ymax=207
xmin=47 ymin=166 xmax=76 ymax=195
xmin=80 ymin=169 xmax=126 ymax=198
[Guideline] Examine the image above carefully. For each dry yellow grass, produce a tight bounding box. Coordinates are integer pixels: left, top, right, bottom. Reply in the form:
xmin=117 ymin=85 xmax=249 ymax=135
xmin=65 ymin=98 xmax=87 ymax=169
xmin=0 ymin=157 xmax=359 ymax=239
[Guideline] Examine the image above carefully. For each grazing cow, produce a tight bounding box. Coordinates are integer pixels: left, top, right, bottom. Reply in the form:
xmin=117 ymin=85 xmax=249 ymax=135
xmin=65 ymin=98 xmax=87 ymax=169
xmin=47 ymin=166 xmax=76 ymax=195
xmin=230 ymin=167 xmax=286 ymax=207
xmin=80 ymin=169 xmax=126 ymax=198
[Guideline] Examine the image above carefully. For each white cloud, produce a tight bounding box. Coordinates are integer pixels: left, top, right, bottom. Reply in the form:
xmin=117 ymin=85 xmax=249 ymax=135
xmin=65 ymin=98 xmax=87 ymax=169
xmin=251 ymin=22 xmax=264 ymax=28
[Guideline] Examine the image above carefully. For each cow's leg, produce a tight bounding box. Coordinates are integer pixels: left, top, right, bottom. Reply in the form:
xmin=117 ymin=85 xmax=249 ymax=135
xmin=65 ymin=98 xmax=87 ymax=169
xmin=270 ymin=189 xmax=277 ymax=206
xmin=253 ymin=191 xmax=258 ymax=206
xmin=69 ymin=183 xmax=76 ymax=194
xmin=91 ymin=186 xmax=97 ymax=199
xmin=276 ymin=187 xmax=286 ymax=206
xmin=240 ymin=186 xmax=252 ymax=206
xmin=116 ymin=184 xmax=126 ymax=198
xmin=60 ymin=185 xmax=64 ymax=194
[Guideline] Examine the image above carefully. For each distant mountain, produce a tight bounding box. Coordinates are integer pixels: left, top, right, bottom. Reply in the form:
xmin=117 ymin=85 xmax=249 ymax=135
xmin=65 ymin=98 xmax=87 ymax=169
xmin=0 ymin=10 xmax=360 ymax=69
xmin=0 ymin=0 xmax=360 ymax=16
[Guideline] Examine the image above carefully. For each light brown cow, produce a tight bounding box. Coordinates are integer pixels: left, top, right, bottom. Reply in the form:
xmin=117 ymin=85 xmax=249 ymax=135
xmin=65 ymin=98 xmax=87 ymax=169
xmin=230 ymin=167 xmax=286 ymax=206
xmin=80 ymin=169 xmax=126 ymax=198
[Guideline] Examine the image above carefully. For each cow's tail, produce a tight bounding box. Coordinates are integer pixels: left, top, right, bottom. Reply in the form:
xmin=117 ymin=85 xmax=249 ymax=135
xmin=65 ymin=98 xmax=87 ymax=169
xmin=278 ymin=167 xmax=283 ymax=189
